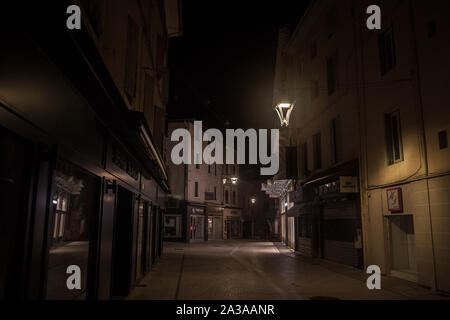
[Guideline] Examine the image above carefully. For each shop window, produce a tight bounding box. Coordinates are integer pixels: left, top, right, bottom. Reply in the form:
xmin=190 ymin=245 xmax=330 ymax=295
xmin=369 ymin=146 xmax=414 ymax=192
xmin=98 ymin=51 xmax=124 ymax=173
xmin=46 ymin=161 xmax=100 ymax=300
xmin=385 ymin=110 xmax=404 ymax=165
xmin=299 ymin=214 xmax=312 ymax=238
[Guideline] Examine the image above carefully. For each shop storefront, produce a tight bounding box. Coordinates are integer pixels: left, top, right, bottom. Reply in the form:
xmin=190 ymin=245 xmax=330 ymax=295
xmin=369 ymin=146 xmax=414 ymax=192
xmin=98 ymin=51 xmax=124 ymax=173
xmin=188 ymin=205 xmax=206 ymax=242
xmin=207 ymin=205 xmax=223 ymax=241
xmin=0 ymin=18 xmax=169 ymax=299
xmin=223 ymin=208 xmax=242 ymax=239
xmin=299 ymin=160 xmax=363 ymax=269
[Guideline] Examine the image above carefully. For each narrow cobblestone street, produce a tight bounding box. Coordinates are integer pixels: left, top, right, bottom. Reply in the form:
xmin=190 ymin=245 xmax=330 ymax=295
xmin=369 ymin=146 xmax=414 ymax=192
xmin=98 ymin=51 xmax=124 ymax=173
xmin=128 ymin=241 xmax=448 ymax=300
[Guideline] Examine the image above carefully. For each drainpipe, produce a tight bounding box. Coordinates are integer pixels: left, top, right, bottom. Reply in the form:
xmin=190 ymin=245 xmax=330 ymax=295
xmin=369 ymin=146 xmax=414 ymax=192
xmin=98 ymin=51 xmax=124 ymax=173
xmin=408 ymin=0 xmax=437 ymax=291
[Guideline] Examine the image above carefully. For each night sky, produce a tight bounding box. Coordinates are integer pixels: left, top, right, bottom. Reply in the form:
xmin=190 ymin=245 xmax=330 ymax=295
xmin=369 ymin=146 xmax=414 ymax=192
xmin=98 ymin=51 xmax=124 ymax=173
xmin=168 ymin=0 xmax=311 ymax=131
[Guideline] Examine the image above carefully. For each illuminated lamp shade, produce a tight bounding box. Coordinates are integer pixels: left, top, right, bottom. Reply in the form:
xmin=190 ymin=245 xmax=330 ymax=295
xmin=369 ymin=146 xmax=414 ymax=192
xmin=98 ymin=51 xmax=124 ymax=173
xmin=231 ymin=177 xmax=238 ymax=184
xmin=275 ymin=102 xmax=295 ymax=127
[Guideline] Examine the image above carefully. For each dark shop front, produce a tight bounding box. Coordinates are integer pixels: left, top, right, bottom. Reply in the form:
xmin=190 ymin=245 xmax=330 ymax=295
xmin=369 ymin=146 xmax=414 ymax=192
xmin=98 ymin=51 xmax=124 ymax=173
xmin=0 ymin=9 xmax=168 ymax=300
xmin=290 ymin=160 xmax=364 ymax=269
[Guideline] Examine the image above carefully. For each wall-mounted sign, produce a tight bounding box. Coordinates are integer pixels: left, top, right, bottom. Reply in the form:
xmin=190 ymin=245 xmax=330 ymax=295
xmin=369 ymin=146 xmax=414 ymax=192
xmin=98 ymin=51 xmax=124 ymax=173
xmin=387 ymin=188 xmax=403 ymax=213
xmin=340 ymin=176 xmax=359 ymax=193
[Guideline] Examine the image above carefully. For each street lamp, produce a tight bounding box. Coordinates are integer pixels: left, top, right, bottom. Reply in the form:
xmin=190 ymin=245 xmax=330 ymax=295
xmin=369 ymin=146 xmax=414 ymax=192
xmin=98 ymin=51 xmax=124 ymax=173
xmin=275 ymin=102 xmax=295 ymax=127
xmin=231 ymin=177 xmax=238 ymax=184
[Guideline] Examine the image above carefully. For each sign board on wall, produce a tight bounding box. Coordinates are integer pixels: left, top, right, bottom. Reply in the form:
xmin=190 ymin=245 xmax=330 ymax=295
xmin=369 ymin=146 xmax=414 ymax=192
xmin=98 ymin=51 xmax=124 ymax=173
xmin=387 ymin=188 xmax=403 ymax=213
xmin=340 ymin=176 xmax=359 ymax=193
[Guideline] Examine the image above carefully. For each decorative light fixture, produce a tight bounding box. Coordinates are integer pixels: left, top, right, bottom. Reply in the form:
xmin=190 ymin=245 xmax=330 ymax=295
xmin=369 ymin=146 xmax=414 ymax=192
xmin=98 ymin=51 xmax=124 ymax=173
xmin=275 ymin=102 xmax=295 ymax=127
xmin=231 ymin=177 xmax=238 ymax=184
xmin=222 ymin=178 xmax=227 ymax=185
xmin=251 ymin=197 xmax=256 ymax=205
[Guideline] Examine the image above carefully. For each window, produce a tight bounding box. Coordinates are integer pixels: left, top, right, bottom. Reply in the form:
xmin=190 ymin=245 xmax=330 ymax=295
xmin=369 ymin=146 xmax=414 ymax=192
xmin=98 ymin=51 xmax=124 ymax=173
xmin=385 ymin=110 xmax=404 ymax=165
xmin=153 ymin=106 xmax=165 ymax=152
xmin=301 ymin=142 xmax=309 ymax=176
xmin=427 ymin=20 xmax=437 ymax=38
xmin=378 ymin=26 xmax=396 ymax=76
xmin=156 ymin=34 xmax=166 ymax=69
xmin=311 ymin=41 xmax=317 ymax=59
xmin=313 ymin=133 xmax=322 ymax=170
xmin=286 ymin=146 xmax=298 ymax=180
xmin=208 ymin=164 xmax=211 ymax=174
xmin=46 ymin=160 xmax=100 ymax=299
xmin=214 ymin=164 xmax=217 ymax=176
xmin=438 ymin=130 xmax=448 ymax=150
xmin=124 ymin=16 xmax=139 ymax=102
xmin=327 ymin=52 xmax=338 ymax=95
xmin=225 ymin=190 xmax=229 ymax=203
xmin=327 ymin=7 xmax=337 ymax=38
xmin=214 ymin=186 xmax=217 ymax=200
xmin=311 ymin=80 xmax=319 ymax=100
xmin=232 ymin=191 xmax=236 ymax=205
xmin=143 ymin=74 xmax=155 ymax=131
xmin=331 ymin=116 xmax=342 ymax=164
xmin=194 ymin=182 xmax=199 ymax=197
xmin=195 ymin=153 xmax=200 ymax=169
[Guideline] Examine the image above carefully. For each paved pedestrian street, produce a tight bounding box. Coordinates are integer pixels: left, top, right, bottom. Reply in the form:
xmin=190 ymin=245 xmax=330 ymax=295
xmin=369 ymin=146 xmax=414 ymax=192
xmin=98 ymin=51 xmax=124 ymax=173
xmin=128 ymin=241 xmax=448 ymax=300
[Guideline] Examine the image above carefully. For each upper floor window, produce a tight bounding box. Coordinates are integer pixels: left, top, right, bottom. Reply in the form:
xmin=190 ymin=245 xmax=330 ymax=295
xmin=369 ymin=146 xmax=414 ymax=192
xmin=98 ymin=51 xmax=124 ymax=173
xmin=194 ymin=182 xmax=199 ymax=197
xmin=438 ymin=130 xmax=448 ymax=150
xmin=427 ymin=20 xmax=437 ymax=38
xmin=385 ymin=110 xmax=404 ymax=165
xmin=311 ymin=80 xmax=320 ymax=100
xmin=331 ymin=116 xmax=342 ymax=164
xmin=378 ymin=26 xmax=396 ymax=76
xmin=311 ymin=41 xmax=317 ymax=59
xmin=225 ymin=190 xmax=229 ymax=203
xmin=313 ymin=133 xmax=322 ymax=170
xmin=301 ymin=142 xmax=309 ymax=177
xmin=326 ymin=52 xmax=338 ymax=95
xmin=327 ymin=7 xmax=337 ymax=38
xmin=124 ymin=16 xmax=139 ymax=102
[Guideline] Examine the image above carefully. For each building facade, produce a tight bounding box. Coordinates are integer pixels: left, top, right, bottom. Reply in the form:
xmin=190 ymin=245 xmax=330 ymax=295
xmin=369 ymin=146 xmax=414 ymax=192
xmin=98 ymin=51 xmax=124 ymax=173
xmin=273 ymin=0 xmax=450 ymax=293
xmin=165 ymin=121 xmax=243 ymax=242
xmin=0 ymin=0 xmax=181 ymax=300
